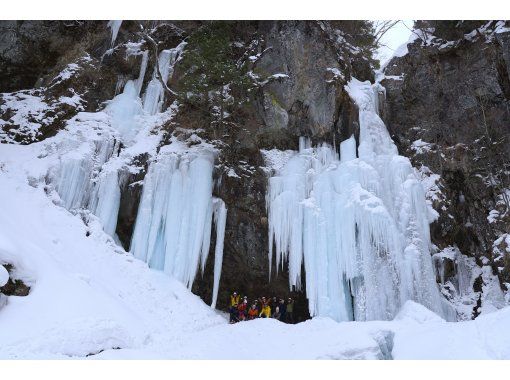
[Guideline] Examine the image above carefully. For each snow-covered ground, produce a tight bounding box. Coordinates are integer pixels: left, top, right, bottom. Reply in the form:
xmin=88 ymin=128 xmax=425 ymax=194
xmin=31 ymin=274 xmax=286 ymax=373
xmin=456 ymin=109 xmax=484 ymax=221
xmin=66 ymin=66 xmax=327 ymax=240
xmin=1 ymin=141 xmax=510 ymax=359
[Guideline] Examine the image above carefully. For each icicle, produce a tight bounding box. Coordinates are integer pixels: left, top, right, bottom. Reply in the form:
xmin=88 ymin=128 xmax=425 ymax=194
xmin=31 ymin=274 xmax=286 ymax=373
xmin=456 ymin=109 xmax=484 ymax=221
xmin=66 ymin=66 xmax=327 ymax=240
xmin=51 ymin=46 xmax=148 ymax=236
xmin=56 ymin=152 xmax=94 ymax=210
xmin=211 ymin=198 xmax=227 ymax=309
xmin=88 ymin=168 xmax=122 ymax=237
xmin=135 ymin=51 xmax=149 ymax=97
xmin=50 ymin=41 xmax=186 ymax=245
xmin=340 ymin=135 xmax=356 ymax=162
xmin=107 ymin=20 xmax=122 ymax=48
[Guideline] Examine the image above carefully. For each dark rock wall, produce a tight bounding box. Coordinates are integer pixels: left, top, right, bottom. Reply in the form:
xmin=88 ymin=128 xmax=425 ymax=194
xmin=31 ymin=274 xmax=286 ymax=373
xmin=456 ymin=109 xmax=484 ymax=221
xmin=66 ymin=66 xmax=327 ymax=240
xmin=0 ymin=21 xmax=102 ymax=92
xmin=381 ymin=22 xmax=510 ymax=315
xmin=0 ymin=20 xmax=145 ymax=144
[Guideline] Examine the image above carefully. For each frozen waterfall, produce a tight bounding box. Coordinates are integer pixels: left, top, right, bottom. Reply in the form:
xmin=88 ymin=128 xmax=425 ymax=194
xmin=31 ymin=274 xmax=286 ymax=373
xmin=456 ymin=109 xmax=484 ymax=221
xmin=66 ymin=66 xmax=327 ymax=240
xmin=52 ymin=78 xmax=143 ymax=237
xmin=49 ymin=41 xmax=227 ymax=307
xmin=130 ymin=147 xmax=227 ymax=308
xmin=265 ymin=78 xmax=452 ymax=322
xmin=53 ymin=44 xmax=181 ymax=237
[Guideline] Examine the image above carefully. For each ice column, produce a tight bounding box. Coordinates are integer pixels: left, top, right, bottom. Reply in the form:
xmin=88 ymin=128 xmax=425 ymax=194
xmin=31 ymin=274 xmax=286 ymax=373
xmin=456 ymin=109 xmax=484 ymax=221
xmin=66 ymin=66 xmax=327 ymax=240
xmin=211 ymin=198 xmax=227 ymax=309
xmin=130 ymin=149 xmax=227 ymax=308
xmin=54 ymin=51 xmax=144 ymax=235
xmin=88 ymin=168 xmax=122 ymax=237
xmin=55 ymin=135 xmax=118 ymax=211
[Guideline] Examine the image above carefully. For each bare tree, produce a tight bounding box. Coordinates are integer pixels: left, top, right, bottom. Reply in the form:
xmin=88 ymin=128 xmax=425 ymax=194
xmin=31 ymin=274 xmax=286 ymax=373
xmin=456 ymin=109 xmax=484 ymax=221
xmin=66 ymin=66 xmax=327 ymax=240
xmin=373 ymin=20 xmax=401 ymax=46
xmin=475 ymin=92 xmax=510 ymax=211
xmin=401 ymin=21 xmax=431 ymax=44
xmin=136 ymin=22 xmax=178 ymax=100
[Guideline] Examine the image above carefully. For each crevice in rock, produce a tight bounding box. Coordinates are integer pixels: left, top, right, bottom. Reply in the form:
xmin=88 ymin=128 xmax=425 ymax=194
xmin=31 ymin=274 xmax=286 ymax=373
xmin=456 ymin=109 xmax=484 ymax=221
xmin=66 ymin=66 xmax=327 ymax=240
xmin=115 ymin=153 xmax=150 ymax=250
xmin=494 ymin=39 xmax=510 ymax=100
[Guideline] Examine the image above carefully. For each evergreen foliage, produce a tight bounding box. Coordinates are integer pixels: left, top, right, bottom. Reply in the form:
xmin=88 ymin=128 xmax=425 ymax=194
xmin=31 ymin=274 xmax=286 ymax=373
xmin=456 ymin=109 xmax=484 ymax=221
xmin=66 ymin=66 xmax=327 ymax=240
xmin=177 ymin=21 xmax=252 ymax=119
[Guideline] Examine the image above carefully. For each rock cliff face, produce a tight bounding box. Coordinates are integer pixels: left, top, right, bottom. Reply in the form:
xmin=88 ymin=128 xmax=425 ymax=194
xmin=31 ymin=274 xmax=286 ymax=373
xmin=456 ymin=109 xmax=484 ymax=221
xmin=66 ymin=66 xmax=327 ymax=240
xmin=1 ymin=20 xmax=508 ymax=320
xmin=381 ymin=21 xmax=510 ymax=318
xmin=176 ymin=21 xmax=374 ymax=319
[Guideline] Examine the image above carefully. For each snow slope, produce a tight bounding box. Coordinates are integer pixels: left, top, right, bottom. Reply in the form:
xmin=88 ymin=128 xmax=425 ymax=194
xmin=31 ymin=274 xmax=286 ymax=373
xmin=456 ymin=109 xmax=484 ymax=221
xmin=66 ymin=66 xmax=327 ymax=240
xmin=0 ymin=168 xmax=224 ymax=359
xmin=1 ymin=155 xmax=510 ymax=359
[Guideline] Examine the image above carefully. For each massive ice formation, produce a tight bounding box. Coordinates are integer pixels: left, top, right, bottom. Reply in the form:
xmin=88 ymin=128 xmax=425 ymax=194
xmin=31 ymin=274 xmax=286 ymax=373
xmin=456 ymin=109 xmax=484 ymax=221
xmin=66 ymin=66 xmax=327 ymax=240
xmin=51 ymin=82 xmax=141 ymax=240
xmin=266 ymin=78 xmax=451 ymax=322
xmin=130 ymin=147 xmax=227 ymax=307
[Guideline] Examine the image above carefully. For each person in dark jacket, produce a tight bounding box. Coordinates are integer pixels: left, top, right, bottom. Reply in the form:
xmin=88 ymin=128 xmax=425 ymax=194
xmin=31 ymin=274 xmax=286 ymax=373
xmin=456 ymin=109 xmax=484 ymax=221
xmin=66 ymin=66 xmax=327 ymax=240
xmin=278 ymin=299 xmax=287 ymax=321
xmin=286 ymin=297 xmax=295 ymax=323
xmin=230 ymin=303 xmax=240 ymax=324
xmin=272 ymin=306 xmax=281 ymax=320
xmin=271 ymin=296 xmax=278 ymax=310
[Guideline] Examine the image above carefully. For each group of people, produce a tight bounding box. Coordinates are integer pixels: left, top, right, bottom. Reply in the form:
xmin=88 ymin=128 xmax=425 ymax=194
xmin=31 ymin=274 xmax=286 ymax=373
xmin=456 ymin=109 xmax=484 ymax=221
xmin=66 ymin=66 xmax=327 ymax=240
xmin=228 ymin=292 xmax=295 ymax=324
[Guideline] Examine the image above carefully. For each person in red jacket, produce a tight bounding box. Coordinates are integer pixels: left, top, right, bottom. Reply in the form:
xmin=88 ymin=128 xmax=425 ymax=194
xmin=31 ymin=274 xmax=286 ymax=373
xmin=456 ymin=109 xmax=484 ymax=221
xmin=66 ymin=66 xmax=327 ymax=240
xmin=237 ymin=299 xmax=248 ymax=321
xmin=247 ymin=304 xmax=259 ymax=320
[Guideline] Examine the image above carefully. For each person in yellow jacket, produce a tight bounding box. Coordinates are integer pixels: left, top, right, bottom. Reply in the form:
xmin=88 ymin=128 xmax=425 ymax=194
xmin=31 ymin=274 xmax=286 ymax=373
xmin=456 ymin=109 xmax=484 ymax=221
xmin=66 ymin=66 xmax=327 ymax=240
xmin=259 ymin=304 xmax=271 ymax=318
xmin=230 ymin=292 xmax=240 ymax=307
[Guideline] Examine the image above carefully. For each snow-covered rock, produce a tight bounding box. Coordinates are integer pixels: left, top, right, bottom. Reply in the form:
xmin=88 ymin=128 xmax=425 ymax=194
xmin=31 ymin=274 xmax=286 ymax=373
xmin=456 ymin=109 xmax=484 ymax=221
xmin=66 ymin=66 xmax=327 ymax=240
xmin=0 ymin=265 xmax=9 ymax=287
xmin=393 ymin=301 xmax=445 ymax=323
